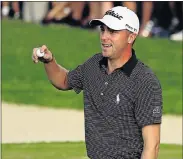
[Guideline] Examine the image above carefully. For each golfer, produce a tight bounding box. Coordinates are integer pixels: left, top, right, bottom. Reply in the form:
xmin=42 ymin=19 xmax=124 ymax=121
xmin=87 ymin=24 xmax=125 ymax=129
xmin=32 ymin=6 xmax=162 ymax=159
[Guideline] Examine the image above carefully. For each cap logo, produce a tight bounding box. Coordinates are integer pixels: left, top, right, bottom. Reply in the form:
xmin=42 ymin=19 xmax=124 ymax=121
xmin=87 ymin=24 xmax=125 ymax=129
xmin=125 ymin=24 xmax=133 ymax=30
xmin=125 ymin=24 xmax=137 ymax=32
xmin=105 ymin=10 xmax=123 ymax=20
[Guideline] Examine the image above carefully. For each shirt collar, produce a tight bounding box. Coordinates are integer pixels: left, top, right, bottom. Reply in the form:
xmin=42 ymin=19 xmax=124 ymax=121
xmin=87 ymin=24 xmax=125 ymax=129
xmin=99 ymin=49 xmax=138 ymax=77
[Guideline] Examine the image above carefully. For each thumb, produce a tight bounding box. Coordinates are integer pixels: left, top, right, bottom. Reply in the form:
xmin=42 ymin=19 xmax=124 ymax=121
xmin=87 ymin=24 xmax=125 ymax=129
xmin=40 ymin=45 xmax=53 ymax=61
xmin=40 ymin=45 xmax=48 ymax=53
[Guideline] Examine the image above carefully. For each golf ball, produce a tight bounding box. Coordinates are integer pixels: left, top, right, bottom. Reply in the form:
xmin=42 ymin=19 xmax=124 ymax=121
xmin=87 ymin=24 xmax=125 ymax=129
xmin=36 ymin=48 xmax=45 ymax=57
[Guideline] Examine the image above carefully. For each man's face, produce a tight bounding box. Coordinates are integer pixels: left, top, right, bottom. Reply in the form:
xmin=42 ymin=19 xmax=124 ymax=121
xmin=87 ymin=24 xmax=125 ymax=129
xmin=100 ymin=25 xmax=132 ymax=59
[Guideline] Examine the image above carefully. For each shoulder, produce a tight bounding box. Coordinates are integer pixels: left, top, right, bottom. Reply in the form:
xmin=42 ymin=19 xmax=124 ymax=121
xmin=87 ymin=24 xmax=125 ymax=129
xmin=84 ymin=53 xmax=102 ymax=65
xmin=87 ymin=53 xmax=102 ymax=62
xmin=133 ymin=60 xmax=162 ymax=90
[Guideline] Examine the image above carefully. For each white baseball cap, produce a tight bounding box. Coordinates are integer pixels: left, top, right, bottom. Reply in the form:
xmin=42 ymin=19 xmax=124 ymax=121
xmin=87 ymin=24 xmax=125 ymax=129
xmin=90 ymin=6 xmax=140 ymax=34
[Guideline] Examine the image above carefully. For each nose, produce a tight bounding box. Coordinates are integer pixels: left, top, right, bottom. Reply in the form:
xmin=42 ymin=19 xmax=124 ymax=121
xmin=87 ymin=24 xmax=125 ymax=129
xmin=100 ymin=30 xmax=110 ymax=41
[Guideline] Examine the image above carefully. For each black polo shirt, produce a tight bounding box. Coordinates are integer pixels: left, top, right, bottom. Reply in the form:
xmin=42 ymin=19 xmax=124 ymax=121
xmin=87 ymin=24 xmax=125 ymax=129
xmin=68 ymin=49 xmax=162 ymax=159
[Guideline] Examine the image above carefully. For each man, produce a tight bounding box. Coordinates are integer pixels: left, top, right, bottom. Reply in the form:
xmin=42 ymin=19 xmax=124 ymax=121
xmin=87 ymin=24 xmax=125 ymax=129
xmin=32 ymin=6 xmax=162 ymax=159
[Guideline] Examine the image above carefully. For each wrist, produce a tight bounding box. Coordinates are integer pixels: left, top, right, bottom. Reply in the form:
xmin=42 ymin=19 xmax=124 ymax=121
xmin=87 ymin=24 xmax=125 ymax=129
xmin=43 ymin=54 xmax=54 ymax=64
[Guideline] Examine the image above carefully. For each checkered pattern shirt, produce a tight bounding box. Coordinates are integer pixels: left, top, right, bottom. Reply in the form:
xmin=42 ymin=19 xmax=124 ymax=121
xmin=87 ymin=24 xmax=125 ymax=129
xmin=68 ymin=49 xmax=162 ymax=159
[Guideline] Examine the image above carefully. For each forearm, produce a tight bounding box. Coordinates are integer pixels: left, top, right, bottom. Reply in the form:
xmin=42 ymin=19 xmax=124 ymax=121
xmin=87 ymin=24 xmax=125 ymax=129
xmin=141 ymin=145 xmax=159 ymax=159
xmin=44 ymin=58 xmax=69 ymax=90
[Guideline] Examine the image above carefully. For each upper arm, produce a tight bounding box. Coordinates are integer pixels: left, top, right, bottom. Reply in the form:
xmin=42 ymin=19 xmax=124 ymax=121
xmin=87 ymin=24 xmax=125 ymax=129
xmin=135 ymin=76 xmax=163 ymax=128
xmin=67 ymin=54 xmax=101 ymax=94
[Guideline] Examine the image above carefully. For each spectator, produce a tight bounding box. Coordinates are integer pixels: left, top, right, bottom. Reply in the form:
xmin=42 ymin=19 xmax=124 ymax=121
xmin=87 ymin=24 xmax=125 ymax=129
xmin=22 ymin=2 xmax=48 ymax=23
xmin=148 ymin=1 xmax=182 ymax=39
xmin=170 ymin=30 xmax=183 ymax=41
xmin=169 ymin=1 xmax=183 ymax=33
xmin=2 ymin=1 xmax=21 ymax=19
xmin=100 ymin=2 xmax=113 ymax=17
xmin=169 ymin=2 xmax=183 ymax=41
xmin=46 ymin=2 xmax=85 ymax=27
xmin=5 ymin=1 xmax=182 ymax=41
xmin=41 ymin=2 xmax=71 ymax=25
xmin=81 ymin=2 xmax=101 ymax=29
xmin=69 ymin=2 xmax=85 ymax=26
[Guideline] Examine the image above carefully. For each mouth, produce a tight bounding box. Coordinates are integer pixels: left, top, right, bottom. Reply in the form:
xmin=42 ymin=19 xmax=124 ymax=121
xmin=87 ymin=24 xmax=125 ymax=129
xmin=101 ymin=43 xmax=112 ymax=48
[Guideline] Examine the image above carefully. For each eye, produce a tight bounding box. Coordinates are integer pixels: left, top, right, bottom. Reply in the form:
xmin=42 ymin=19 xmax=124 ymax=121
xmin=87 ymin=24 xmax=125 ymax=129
xmin=109 ymin=30 xmax=115 ymax=33
xmin=108 ymin=28 xmax=117 ymax=34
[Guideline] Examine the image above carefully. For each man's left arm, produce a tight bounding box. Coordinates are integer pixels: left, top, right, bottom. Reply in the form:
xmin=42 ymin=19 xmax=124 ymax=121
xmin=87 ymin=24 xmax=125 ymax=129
xmin=141 ymin=124 xmax=161 ymax=159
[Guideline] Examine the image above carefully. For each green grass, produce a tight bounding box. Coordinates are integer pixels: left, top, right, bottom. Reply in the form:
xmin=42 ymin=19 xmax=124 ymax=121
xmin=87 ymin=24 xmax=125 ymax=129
xmin=2 ymin=142 xmax=182 ymax=159
xmin=2 ymin=19 xmax=182 ymax=114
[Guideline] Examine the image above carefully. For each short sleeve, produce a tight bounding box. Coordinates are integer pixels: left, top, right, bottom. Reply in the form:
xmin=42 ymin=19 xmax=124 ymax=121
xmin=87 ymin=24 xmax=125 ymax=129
xmin=135 ymin=78 xmax=163 ymax=128
xmin=67 ymin=64 xmax=84 ymax=94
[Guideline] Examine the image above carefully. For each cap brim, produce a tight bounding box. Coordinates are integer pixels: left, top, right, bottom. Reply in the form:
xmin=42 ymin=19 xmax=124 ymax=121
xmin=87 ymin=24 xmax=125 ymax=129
xmin=89 ymin=19 xmax=126 ymax=31
xmin=89 ymin=19 xmax=104 ymax=26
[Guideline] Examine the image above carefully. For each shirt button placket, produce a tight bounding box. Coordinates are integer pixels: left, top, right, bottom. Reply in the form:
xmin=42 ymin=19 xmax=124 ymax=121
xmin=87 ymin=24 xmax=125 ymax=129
xmin=100 ymin=92 xmax=104 ymax=102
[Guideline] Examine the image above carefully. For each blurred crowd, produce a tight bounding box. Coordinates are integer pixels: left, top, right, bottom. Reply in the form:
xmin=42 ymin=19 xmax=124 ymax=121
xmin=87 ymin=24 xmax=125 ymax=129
xmin=1 ymin=1 xmax=183 ymax=41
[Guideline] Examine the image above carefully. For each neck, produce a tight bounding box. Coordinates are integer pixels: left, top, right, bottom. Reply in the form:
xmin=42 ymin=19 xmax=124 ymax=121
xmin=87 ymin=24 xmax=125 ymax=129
xmin=107 ymin=45 xmax=132 ymax=74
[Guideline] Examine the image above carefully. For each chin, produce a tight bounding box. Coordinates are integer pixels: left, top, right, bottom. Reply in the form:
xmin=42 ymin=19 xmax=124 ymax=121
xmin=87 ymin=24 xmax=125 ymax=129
xmin=102 ymin=51 xmax=110 ymax=57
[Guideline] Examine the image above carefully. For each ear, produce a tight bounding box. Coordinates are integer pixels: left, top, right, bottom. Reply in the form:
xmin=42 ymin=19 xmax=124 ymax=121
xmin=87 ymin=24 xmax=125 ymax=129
xmin=128 ymin=33 xmax=137 ymax=44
